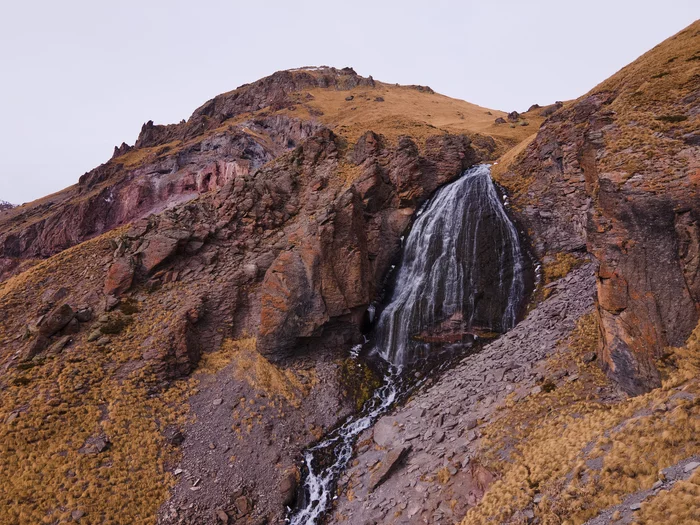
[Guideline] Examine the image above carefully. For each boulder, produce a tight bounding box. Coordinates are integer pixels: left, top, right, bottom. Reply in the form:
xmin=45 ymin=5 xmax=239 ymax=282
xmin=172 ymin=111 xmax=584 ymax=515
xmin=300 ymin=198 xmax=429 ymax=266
xmin=373 ymin=417 xmax=400 ymax=447
xmin=139 ymin=235 xmax=180 ymax=273
xmin=38 ymin=304 xmax=75 ymax=337
xmin=279 ymin=469 xmax=298 ymax=507
xmin=104 ymin=258 xmax=134 ymax=296
xmin=369 ymin=445 xmax=410 ymax=490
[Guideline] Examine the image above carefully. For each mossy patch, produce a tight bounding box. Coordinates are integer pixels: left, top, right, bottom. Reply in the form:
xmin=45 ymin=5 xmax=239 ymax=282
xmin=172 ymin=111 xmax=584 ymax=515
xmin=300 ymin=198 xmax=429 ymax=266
xmin=543 ymin=252 xmax=584 ymax=285
xmin=339 ymin=358 xmax=383 ymax=411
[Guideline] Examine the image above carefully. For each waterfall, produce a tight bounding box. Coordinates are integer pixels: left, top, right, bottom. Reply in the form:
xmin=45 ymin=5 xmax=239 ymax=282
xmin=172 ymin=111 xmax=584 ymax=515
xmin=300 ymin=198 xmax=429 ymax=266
xmin=288 ymin=163 xmax=527 ymax=525
xmin=374 ymin=164 xmax=525 ymax=365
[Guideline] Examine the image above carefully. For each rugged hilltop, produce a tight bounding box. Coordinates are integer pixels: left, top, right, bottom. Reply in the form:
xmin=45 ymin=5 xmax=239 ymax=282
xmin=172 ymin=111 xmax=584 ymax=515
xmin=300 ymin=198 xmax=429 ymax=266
xmin=0 ymin=67 xmax=538 ymax=279
xmin=1 ymin=21 xmax=699 ymax=525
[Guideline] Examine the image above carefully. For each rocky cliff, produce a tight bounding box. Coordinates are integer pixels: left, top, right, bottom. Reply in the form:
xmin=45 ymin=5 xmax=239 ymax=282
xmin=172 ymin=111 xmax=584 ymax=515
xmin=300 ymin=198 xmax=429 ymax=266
xmin=496 ymin=21 xmax=700 ymax=394
xmin=0 ymin=67 xmax=536 ymax=283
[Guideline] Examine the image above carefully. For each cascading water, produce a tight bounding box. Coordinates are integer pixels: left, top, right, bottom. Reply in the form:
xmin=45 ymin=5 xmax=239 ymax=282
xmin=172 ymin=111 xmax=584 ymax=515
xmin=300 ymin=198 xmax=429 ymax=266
xmin=375 ymin=163 xmax=525 ymax=364
xmin=288 ymin=164 xmax=527 ymax=524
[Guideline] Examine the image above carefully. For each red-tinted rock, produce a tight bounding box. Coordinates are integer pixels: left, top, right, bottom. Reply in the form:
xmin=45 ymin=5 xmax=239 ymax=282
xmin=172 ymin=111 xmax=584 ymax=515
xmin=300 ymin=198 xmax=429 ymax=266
xmin=104 ymin=257 xmax=134 ymax=296
xmin=139 ymin=235 xmax=180 ymax=273
xmin=499 ymin=24 xmax=700 ymax=394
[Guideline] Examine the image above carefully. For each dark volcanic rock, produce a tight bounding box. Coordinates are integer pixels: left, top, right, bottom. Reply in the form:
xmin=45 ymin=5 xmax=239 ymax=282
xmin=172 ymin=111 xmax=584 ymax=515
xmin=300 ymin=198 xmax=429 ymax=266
xmin=38 ymin=304 xmax=75 ymax=337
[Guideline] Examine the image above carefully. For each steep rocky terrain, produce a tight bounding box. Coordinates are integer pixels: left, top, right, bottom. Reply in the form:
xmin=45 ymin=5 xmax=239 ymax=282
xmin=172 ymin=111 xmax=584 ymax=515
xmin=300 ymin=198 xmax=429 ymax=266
xmin=495 ymin=20 xmax=700 ymax=395
xmin=0 ymin=67 xmax=540 ymax=525
xmin=0 ymin=67 xmax=538 ymax=282
xmin=1 ymin=20 xmax=699 ymax=525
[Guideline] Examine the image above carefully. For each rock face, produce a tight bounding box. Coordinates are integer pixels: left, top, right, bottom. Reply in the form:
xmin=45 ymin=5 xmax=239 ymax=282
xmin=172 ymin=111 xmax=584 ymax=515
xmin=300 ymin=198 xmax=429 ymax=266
xmin=0 ymin=67 xmax=374 ymax=275
xmin=0 ymin=114 xmax=321 ymax=274
xmin=498 ymin=21 xmax=700 ymax=394
xmin=100 ymin=128 xmax=483 ymax=365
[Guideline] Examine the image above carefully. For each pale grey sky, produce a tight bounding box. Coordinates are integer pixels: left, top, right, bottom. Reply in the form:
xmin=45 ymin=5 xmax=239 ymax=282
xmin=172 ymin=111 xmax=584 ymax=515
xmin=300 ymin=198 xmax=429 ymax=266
xmin=0 ymin=1 xmax=697 ymax=204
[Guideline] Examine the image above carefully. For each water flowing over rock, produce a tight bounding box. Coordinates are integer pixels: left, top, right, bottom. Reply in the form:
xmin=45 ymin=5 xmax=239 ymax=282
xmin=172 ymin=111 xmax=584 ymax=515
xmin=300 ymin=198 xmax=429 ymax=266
xmin=375 ymin=164 xmax=527 ymax=365
xmin=289 ymin=164 xmax=528 ymax=524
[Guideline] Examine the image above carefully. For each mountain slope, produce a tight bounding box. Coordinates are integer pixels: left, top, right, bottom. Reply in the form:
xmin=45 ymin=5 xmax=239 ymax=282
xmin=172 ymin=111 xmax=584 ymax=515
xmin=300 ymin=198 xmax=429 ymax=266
xmin=0 ymin=68 xmax=526 ymax=524
xmin=0 ymin=67 xmax=541 ymax=283
xmin=1 ymin=21 xmax=698 ymax=525
xmin=495 ymin=20 xmax=700 ymax=394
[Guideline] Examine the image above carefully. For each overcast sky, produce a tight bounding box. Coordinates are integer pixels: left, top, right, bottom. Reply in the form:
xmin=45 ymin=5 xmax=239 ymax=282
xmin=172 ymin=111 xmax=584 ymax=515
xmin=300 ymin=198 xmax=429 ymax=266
xmin=0 ymin=1 xmax=697 ymax=204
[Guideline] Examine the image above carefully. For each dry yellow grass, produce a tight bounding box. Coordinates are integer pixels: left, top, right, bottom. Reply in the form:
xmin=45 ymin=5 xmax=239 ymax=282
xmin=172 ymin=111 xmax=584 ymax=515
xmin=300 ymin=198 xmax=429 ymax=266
xmin=461 ymin=316 xmax=700 ymax=525
xmin=291 ymin=82 xmax=543 ymax=150
xmin=543 ymin=252 xmax=584 ymax=285
xmin=112 ymin=139 xmax=183 ymax=168
xmin=0 ymin=229 xmax=212 ymax=525
xmin=226 ymin=337 xmax=316 ymax=408
xmin=589 ymin=21 xmax=699 ymax=182
xmin=490 ymin=133 xmax=538 ymax=183
xmin=634 ymin=468 xmax=700 ymax=524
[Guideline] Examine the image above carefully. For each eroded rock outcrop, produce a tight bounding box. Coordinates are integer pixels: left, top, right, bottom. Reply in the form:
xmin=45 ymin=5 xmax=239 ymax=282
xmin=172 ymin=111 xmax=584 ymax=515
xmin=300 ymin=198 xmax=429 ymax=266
xmin=498 ymin=22 xmax=700 ymax=394
xmin=99 ymin=127 xmax=483 ymax=368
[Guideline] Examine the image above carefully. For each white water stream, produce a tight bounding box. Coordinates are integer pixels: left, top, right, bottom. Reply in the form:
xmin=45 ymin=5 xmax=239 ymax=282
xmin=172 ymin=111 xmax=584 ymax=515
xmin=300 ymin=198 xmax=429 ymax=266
xmin=288 ymin=165 xmax=526 ymax=524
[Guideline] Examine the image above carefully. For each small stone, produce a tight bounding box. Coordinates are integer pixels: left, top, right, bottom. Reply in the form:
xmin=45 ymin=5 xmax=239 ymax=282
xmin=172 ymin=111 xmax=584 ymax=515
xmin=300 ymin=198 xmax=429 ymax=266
xmin=166 ymin=429 xmax=185 ymax=446
xmin=683 ymin=461 xmax=700 ymax=473
xmin=235 ymin=495 xmax=252 ymax=515
xmin=215 ymin=509 xmax=229 ymax=523
xmin=75 ymin=307 xmax=93 ymax=323
xmin=583 ymin=352 xmax=597 ymax=363
xmin=629 ymin=502 xmax=642 ymax=511
xmin=465 ymin=418 xmax=477 ymax=430
xmin=369 ymin=446 xmax=411 ymax=490
xmin=209 ymin=442 xmax=216 ymax=450
xmin=652 ymin=480 xmax=663 ymax=489
xmin=71 ymin=509 xmax=84 ymax=521
xmin=213 ymin=398 xmax=223 ymax=406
